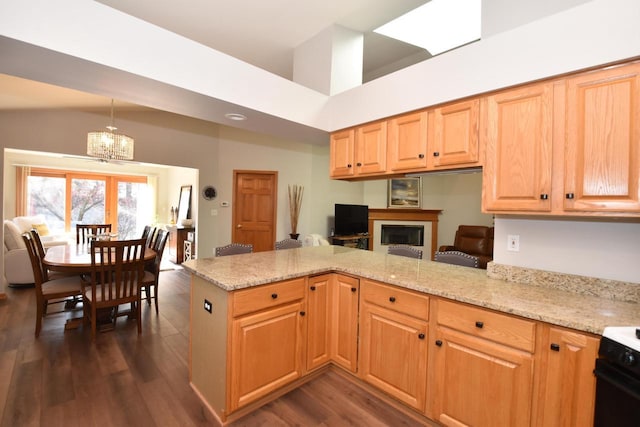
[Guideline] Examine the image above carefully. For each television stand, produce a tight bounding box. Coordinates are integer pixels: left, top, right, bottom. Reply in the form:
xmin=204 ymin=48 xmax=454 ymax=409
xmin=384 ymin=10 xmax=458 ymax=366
xmin=330 ymin=235 xmax=369 ymax=250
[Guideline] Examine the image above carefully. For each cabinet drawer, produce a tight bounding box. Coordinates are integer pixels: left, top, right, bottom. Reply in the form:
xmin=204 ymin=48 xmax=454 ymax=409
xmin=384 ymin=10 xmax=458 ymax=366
xmin=436 ymin=299 xmax=536 ymax=352
xmin=360 ymin=280 xmax=429 ymax=320
xmin=232 ymin=277 xmax=306 ymax=317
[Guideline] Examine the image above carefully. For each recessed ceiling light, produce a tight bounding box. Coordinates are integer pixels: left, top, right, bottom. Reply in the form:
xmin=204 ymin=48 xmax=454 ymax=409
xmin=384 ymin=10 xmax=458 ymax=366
xmin=225 ymin=113 xmax=247 ymax=121
xmin=374 ymin=0 xmax=481 ymax=56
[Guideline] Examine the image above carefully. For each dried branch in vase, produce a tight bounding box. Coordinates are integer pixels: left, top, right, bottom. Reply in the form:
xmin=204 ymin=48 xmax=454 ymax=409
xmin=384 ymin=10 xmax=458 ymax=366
xmin=288 ymin=185 xmax=304 ymax=235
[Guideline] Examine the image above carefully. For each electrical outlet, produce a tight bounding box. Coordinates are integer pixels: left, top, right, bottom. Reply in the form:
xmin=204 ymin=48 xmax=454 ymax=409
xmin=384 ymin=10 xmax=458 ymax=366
xmin=507 ymin=235 xmax=520 ymax=252
xmin=204 ymin=299 xmax=212 ymax=313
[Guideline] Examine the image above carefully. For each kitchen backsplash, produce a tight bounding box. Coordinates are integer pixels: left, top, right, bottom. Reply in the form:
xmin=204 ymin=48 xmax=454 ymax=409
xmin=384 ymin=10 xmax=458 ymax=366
xmin=487 ymin=262 xmax=639 ymax=304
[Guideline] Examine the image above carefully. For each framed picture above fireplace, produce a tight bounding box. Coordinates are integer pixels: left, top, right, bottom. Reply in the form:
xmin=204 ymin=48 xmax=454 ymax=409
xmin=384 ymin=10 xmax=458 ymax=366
xmin=388 ymin=177 xmax=422 ymax=208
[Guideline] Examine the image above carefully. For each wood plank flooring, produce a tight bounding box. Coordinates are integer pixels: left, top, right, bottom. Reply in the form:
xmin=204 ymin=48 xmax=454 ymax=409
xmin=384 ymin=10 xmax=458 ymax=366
xmin=0 ymin=268 xmax=428 ymax=427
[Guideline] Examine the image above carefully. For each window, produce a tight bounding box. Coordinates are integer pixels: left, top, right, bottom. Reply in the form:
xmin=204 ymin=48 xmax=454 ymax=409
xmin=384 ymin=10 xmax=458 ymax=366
xmin=25 ymin=168 xmax=150 ymax=239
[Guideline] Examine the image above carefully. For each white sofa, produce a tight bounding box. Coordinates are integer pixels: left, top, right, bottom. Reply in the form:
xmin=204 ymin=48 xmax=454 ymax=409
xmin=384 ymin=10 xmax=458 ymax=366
xmin=3 ymin=215 xmax=71 ymax=285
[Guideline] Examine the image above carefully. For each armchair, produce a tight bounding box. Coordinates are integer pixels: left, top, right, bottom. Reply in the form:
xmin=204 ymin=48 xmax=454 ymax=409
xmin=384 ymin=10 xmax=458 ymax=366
xmin=438 ymin=225 xmax=494 ymax=269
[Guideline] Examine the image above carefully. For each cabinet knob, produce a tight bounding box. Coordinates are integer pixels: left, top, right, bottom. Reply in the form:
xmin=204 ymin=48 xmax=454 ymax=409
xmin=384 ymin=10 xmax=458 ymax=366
xmin=310 ymin=286 xmax=316 ymax=291
xmin=435 ymin=340 xmax=443 ymax=347
xmin=540 ymin=193 xmax=549 ymax=200
xmin=271 ymin=293 xmax=278 ymax=299
xmin=351 ymin=287 xmax=357 ymax=292
xmin=418 ymin=153 xmax=425 ymax=159
xmin=475 ymin=321 xmax=484 ymax=329
xmin=300 ymin=311 xmax=306 ymax=316
xmin=433 ymin=152 xmax=440 ymax=157
xmin=418 ymin=333 xmax=425 ymax=340
xmin=550 ymin=343 xmax=560 ymax=352
xmin=389 ymin=296 xmax=396 ymax=303
xmin=356 ymin=162 xmax=362 ymax=167
xmin=347 ymin=164 xmax=352 ymax=168
xmin=565 ymin=192 xmax=575 ymax=199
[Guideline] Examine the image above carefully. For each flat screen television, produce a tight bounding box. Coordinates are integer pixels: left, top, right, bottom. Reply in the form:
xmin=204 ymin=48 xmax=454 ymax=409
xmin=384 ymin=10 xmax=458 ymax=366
xmin=334 ymin=204 xmax=368 ymax=236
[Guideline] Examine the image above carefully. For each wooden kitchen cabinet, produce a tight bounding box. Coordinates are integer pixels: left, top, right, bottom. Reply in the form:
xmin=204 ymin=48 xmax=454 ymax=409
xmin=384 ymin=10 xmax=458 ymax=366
xmin=228 ymin=278 xmax=306 ymax=412
xmin=429 ymin=299 xmax=536 ymax=426
xmin=329 ymin=121 xmax=387 ymax=178
xmin=358 ymin=279 xmax=429 ymax=411
xmin=534 ymin=326 xmax=599 ymax=427
xmin=428 ymin=98 xmax=482 ymax=170
xmin=482 ymin=81 xmax=555 ymax=212
xmin=330 ymin=274 xmax=359 ymax=372
xmin=563 ymin=62 xmax=640 ymax=213
xmin=387 ymin=110 xmax=429 ymax=172
xmin=306 ymin=274 xmax=331 ymax=371
xmin=307 ymin=274 xmax=359 ymax=372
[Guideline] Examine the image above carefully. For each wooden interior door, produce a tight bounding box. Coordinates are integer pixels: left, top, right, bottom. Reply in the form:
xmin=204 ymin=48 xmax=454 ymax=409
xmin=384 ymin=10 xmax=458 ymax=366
xmin=232 ymin=170 xmax=277 ymax=252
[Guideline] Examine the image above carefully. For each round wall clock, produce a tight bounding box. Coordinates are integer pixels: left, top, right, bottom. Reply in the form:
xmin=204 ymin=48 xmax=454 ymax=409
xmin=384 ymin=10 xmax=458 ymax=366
xmin=202 ymin=186 xmax=217 ymax=200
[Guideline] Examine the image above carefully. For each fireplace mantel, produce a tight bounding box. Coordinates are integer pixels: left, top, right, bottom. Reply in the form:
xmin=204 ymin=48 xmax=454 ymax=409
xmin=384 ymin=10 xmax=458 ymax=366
xmin=367 ymin=209 xmax=442 ymax=259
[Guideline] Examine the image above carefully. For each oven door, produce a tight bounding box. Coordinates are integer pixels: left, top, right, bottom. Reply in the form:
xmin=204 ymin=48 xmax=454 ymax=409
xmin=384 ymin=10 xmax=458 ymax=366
xmin=593 ymin=358 xmax=640 ymax=427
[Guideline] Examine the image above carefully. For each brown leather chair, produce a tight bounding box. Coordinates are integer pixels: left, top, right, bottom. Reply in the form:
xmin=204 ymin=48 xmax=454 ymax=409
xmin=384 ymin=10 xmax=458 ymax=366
xmin=438 ymin=225 xmax=494 ymax=269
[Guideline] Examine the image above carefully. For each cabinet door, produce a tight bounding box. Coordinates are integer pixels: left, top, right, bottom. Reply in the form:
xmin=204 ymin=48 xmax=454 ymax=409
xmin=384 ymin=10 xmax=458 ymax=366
xmin=483 ymin=83 xmax=554 ymax=212
xmin=429 ymin=99 xmax=481 ymax=169
xmin=535 ymin=327 xmax=599 ymax=427
xmin=431 ymin=327 xmax=534 ymax=427
xmin=307 ymin=275 xmax=331 ymax=370
xmin=355 ymin=121 xmax=387 ymax=175
xmin=564 ymin=63 xmax=640 ymax=212
xmin=330 ymin=128 xmax=356 ymax=178
xmin=330 ymin=274 xmax=359 ymax=372
xmin=388 ymin=111 xmax=429 ymax=171
xmin=228 ymin=300 xmax=305 ymax=411
xmin=359 ymin=301 xmax=428 ymax=411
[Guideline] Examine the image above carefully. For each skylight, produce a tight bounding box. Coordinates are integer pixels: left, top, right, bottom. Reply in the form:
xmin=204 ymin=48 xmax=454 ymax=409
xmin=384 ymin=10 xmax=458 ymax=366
xmin=374 ymin=0 xmax=481 ymax=56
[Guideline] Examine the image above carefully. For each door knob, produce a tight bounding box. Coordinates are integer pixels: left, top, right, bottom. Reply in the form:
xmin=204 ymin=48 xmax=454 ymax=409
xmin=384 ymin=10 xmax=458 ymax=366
xmin=236 ymin=224 xmax=242 ymax=228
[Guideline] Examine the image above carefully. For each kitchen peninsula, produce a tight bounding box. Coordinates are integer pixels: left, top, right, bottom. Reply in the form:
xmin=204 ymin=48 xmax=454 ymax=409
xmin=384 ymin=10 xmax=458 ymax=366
xmin=182 ymin=246 xmax=639 ymax=426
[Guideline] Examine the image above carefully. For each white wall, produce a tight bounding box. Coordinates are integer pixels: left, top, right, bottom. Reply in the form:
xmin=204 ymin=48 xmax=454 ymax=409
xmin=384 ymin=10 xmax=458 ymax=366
xmin=495 ymin=217 xmax=640 ymax=283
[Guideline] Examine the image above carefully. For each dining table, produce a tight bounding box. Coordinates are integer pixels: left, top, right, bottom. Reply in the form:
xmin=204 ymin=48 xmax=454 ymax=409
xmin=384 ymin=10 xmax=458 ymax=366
xmin=43 ymin=242 xmax=157 ymax=331
xmin=43 ymin=242 xmax=157 ymax=274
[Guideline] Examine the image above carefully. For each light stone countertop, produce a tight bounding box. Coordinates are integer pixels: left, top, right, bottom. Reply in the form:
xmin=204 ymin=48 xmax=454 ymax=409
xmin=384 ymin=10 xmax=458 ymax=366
xmin=182 ymin=246 xmax=640 ymax=335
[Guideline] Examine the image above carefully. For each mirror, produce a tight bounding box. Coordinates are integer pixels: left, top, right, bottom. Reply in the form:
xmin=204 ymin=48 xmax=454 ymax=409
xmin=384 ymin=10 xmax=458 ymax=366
xmin=177 ymin=185 xmax=192 ymax=221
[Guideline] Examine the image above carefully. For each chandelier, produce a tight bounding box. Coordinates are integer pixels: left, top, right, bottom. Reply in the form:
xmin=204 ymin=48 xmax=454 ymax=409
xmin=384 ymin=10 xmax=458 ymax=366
xmin=87 ymin=99 xmax=134 ymax=161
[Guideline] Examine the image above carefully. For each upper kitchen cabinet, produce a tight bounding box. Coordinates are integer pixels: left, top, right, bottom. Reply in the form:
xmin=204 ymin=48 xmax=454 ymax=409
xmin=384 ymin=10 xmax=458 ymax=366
xmin=482 ymin=82 xmax=555 ymax=212
xmin=329 ymin=128 xmax=356 ymax=178
xmin=427 ymin=98 xmax=482 ymax=170
xmin=563 ymin=62 xmax=640 ymax=214
xmin=330 ymin=122 xmax=387 ymax=179
xmin=387 ymin=111 xmax=429 ymax=172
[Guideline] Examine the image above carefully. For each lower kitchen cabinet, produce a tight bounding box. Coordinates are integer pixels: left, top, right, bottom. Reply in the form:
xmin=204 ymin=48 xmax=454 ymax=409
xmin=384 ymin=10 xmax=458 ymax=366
xmin=535 ymin=326 xmax=599 ymax=427
xmin=358 ymin=280 xmax=429 ymax=411
xmin=228 ymin=278 xmax=306 ymax=412
xmin=429 ymin=299 xmax=536 ymax=426
xmin=307 ymin=274 xmax=331 ymax=370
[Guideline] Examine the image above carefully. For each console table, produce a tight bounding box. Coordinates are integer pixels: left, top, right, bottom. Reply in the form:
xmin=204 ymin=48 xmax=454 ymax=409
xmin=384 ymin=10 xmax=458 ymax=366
xmin=167 ymin=225 xmax=195 ymax=264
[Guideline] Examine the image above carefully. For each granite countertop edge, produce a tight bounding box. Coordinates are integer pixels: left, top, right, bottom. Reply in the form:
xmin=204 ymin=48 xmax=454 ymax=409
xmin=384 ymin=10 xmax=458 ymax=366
xmin=182 ymin=246 xmax=639 ymax=336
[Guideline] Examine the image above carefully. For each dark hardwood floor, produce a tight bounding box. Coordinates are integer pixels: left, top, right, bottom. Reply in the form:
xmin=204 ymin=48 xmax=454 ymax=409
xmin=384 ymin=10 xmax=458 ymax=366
xmin=0 ymin=267 xmax=428 ymax=427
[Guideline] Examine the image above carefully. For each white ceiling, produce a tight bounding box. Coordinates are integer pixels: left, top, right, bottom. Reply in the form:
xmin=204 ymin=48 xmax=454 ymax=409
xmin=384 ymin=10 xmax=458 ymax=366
xmin=0 ymin=0 xmax=431 ymax=111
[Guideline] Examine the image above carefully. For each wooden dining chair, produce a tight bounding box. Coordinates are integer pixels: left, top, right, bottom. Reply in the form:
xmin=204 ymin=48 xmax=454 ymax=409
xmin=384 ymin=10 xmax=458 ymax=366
xmin=22 ymin=232 xmax=83 ymax=337
xmin=76 ymin=223 xmax=112 ymax=244
xmin=275 ymin=238 xmax=302 ymax=250
xmin=141 ymin=229 xmax=169 ymax=314
xmin=141 ymin=225 xmax=157 ymax=248
xmin=81 ymin=238 xmax=146 ymax=339
xmin=215 ymin=243 xmax=253 ymax=257
xmin=387 ymin=244 xmax=423 ymax=259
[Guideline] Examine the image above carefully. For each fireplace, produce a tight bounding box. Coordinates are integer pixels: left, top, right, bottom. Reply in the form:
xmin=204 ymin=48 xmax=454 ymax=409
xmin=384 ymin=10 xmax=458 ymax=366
xmin=381 ymin=225 xmax=424 ymax=246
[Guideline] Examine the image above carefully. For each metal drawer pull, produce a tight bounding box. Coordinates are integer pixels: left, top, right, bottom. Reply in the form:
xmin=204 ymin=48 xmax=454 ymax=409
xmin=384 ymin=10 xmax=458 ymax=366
xmin=389 ymin=296 xmax=396 ymax=303
xmin=540 ymin=193 xmax=549 ymax=200
xmin=475 ymin=321 xmax=484 ymax=329
xmin=435 ymin=340 xmax=443 ymax=347
xmin=550 ymin=343 xmax=560 ymax=352
xmin=566 ymin=192 xmax=575 ymax=199
xmin=271 ymin=293 xmax=278 ymax=299
xmin=351 ymin=287 xmax=357 ymax=292
xmin=418 ymin=333 xmax=425 ymax=340
xmin=310 ymin=286 xmax=316 ymax=291
xmin=299 ymin=311 xmax=306 ymax=316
